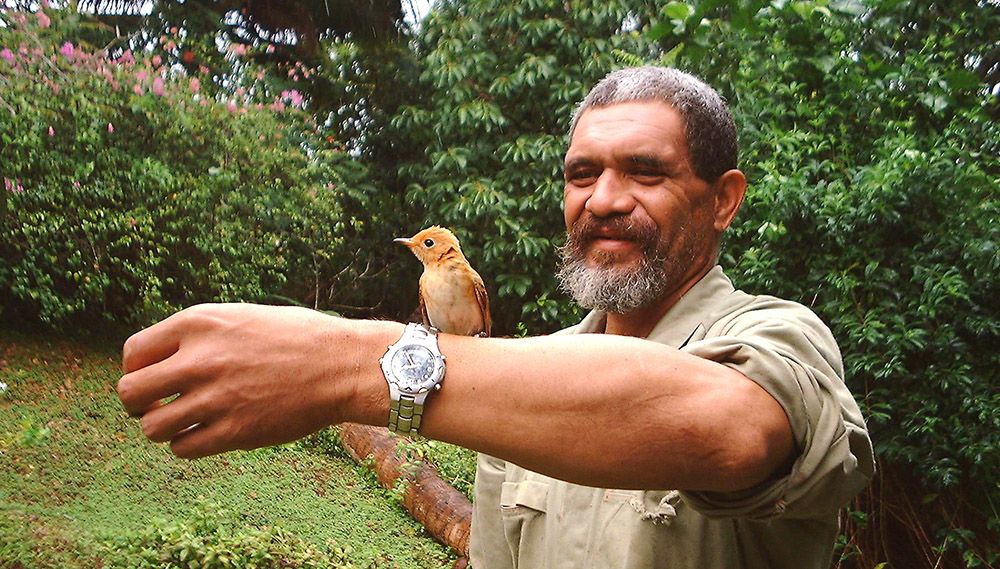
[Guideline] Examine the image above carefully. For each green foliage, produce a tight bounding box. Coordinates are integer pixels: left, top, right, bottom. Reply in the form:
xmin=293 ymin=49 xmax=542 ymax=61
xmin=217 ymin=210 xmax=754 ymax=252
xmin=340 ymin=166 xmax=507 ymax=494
xmin=0 ymin=330 xmax=455 ymax=568
xmin=635 ymin=1 xmax=999 ymax=565
xmin=0 ymin=9 xmax=374 ymax=326
xmin=418 ymin=441 xmax=478 ymax=500
xmin=391 ymin=437 xmax=478 ymax=500
xmin=103 ymin=499 xmax=357 ymax=569
xmin=390 ymin=0 xmax=664 ymax=332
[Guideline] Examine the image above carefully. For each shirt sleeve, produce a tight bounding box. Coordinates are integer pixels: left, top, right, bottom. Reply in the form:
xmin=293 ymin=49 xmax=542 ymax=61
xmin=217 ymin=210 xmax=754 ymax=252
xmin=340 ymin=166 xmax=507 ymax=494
xmin=678 ymin=299 xmax=875 ymax=520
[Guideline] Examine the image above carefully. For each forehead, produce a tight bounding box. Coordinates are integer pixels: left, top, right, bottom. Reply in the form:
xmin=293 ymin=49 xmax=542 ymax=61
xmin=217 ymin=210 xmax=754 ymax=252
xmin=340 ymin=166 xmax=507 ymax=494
xmin=566 ymin=101 xmax=689 ymax=163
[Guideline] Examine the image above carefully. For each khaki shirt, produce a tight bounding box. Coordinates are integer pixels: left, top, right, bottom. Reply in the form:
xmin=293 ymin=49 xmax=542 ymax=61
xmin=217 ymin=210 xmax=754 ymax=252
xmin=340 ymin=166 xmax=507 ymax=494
xmin=470 ymin=266 xmax=874 ymax=569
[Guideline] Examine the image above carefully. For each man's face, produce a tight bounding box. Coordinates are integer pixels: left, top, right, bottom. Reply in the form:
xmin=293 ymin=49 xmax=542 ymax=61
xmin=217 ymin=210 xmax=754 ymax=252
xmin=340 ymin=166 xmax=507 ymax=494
xmin=558 ymin=101 xmax=719 ymax=313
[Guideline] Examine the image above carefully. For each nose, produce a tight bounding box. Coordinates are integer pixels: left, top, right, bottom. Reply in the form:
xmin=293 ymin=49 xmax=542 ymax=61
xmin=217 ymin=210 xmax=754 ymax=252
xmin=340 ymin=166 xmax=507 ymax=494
xmin=584 ymin=170 xmax=636 ymax=218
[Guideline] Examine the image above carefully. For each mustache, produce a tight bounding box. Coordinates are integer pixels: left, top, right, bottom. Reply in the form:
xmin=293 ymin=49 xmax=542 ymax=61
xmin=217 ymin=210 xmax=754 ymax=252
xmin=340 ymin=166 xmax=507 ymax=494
xmin=565 ymin=214 xmax=661 ymax=254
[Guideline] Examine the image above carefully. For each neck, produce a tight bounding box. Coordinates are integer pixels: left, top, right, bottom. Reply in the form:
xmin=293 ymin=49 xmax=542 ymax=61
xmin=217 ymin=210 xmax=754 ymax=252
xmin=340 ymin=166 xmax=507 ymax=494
xmin=603 ymin=260 xmax=715 ymax=338
xmin=437 ymin=246 xmax=466 ymax=264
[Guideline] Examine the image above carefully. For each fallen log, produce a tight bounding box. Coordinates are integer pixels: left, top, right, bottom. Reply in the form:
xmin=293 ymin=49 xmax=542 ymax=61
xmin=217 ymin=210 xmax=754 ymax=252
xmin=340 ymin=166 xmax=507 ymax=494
xmin=338 ymin=423 xmax=473 ymax=564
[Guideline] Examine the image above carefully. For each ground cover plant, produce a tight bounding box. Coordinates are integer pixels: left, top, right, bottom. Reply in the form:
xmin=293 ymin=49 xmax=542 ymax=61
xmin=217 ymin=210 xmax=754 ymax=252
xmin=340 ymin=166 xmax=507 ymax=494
xmin=0 ymin=329 xmax=455 ymax=568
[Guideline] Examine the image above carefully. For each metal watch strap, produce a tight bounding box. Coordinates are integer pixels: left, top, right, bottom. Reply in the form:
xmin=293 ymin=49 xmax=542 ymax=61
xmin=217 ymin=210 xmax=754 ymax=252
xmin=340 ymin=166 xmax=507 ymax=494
xmin=388 ymin=393 xmax=423 ymax=435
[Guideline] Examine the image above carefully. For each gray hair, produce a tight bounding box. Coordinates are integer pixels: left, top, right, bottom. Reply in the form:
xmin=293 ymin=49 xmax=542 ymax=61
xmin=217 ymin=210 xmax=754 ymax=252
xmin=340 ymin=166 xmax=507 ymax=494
xmin=569 ymin=66 xmax=738 ymax=182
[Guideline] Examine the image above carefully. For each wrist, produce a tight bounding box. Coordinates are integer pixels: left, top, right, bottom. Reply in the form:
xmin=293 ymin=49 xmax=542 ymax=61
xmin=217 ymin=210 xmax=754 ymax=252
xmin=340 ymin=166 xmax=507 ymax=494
xmin=335 ymin=318 xmax=403 ymax=426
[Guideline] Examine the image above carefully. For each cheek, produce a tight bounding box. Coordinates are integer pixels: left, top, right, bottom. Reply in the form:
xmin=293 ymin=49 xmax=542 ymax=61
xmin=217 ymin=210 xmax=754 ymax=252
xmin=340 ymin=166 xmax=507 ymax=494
xmin=632 ymin=193 xmax=675 ymax=234
xmin=563 ymin=187 xmax=588 ymax=228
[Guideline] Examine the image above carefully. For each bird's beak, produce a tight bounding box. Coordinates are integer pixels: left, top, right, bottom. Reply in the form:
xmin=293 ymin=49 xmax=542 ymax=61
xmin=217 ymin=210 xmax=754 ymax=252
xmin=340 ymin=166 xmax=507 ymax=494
xmin=393 ymin=237 xmax=414 ymax=247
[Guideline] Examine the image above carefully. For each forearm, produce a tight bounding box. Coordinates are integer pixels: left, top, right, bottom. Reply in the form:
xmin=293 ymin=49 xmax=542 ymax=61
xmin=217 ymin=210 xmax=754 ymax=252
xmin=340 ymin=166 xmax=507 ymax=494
xmin=350 ymin=320 xmax=792 ymax=492
xmin=118 ymin=304 xmax=790 ymax=491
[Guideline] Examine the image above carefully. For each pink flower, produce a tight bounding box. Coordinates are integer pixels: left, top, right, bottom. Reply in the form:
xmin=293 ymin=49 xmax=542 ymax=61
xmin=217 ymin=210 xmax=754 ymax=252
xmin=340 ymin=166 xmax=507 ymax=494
xmin=226 ymin=101 xmax=238 ymax=113
xmin=152 ymin=77 xmax=165 ymax=96
xmin=165 ymin=40 xmax=176 ymax=51
xmin=4 ymin=178 xmax=25 ymax=193
xmin=37 ymin=11 xmax=51 ymax=29
xmin=73 ymin=181 xmax=81 ymax=188
xmin=266 ymin=45 xmax=275 ymax=54
xmin=270 ymin=100 xmax=286 ymax=112
xmin=282 ymin=89 xmax=304 ymax=107
xmin=132 ymin=83 xmax=143 ymax=95
xmin=189 ymin=77 xmax=201 ymax=93
xmin=59 ymin=42 xmax=74 ymax=58
xmin=135 ymin=70 xmax=148 ymax=82
xmin=1 ymin=48 xmax=14 ymax=64
xmin=107 ymin=122 xmax=114 ymax=133
xmin=119 ymin=50 xmax=135 ymax=65
xmin=151 ymin=55 xmax=162 ymax=67
xmin=48 ymin=126 xmax=54 ymax=136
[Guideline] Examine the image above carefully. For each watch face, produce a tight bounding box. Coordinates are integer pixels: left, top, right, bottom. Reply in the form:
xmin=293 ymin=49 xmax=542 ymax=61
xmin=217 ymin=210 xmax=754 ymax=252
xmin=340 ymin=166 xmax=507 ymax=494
xmin=389 ymin=345 xmax=439 ymax=392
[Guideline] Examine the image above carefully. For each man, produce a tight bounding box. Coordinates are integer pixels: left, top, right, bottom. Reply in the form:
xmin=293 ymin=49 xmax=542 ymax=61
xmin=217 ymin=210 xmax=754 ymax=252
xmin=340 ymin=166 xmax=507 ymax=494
xmin=118 ymin=66 xmax=874 ymax=568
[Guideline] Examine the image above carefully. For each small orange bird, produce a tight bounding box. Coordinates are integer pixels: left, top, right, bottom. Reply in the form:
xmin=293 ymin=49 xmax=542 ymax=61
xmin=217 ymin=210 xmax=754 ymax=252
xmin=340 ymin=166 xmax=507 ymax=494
xmin=395 ymin=226 xmax=491 ymax=337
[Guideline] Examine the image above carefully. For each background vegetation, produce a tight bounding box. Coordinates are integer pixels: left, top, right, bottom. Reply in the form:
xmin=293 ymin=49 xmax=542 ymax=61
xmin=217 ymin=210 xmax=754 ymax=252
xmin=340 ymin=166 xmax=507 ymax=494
xmin=1 ymin=0 xmax=997 ymax=567
xmin=0 ymin=329 xmax=455 ymax=568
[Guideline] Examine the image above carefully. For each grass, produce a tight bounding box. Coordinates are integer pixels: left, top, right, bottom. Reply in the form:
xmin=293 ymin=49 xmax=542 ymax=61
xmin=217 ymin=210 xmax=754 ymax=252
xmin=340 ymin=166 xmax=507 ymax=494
xmin=0 ymin=328 xmax=458 ymax=568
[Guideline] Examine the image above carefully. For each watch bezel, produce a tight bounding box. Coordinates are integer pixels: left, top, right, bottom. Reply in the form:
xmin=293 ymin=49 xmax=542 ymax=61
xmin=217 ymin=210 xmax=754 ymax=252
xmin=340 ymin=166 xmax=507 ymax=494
xmin=380 ymin=325 xmax=446 ymax=396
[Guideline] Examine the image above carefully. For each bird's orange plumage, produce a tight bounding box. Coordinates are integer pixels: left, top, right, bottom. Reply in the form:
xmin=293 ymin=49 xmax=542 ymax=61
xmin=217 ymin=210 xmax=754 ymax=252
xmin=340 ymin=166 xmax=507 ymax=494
xmin=395 ymin=226 xmax=491 ymax=337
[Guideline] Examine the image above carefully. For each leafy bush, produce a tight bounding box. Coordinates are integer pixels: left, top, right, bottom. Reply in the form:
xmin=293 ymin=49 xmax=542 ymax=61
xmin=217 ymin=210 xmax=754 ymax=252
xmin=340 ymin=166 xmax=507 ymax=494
xmin=0 ymin=9 xmax=373 ymax=327
xmin=390 ymin=0 xmax=669 ymax=332
xmin=387 ymin=0 xmax=998 ymax=566
xmin=103 ymin=499 xmax=357 ymax=568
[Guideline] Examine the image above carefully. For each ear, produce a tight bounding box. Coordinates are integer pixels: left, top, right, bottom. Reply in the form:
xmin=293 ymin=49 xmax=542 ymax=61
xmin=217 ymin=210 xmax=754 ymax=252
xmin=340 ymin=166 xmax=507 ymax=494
xmin=711 ymin=169 xmax=747 ymax=232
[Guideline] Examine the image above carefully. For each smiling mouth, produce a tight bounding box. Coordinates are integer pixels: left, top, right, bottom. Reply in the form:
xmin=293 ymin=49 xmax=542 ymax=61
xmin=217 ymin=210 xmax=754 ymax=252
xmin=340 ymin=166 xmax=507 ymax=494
xmin=588 ymin=236 xmax=640 ymax=253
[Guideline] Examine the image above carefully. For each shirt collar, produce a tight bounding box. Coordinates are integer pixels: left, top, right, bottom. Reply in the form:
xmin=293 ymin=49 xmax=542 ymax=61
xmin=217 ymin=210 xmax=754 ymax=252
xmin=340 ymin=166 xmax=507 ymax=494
xmin=571 ymin=265 xmax=735 ymax=347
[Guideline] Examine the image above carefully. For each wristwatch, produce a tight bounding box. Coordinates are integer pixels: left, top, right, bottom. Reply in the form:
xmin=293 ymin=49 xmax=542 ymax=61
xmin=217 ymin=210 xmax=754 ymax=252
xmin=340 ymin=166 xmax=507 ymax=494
xmin=380 ymin=322 xmax=446 ymax=436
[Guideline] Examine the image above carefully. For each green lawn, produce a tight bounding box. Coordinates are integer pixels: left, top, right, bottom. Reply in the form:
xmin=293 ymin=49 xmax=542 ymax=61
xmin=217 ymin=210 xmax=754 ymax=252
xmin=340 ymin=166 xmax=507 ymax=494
xmin=0 ymin=329 xmax=457 ymax=568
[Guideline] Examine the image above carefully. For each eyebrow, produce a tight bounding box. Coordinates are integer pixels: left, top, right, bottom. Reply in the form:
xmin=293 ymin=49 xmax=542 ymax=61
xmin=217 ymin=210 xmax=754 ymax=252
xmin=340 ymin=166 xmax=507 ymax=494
xmin=563 ymin=153 xmax=682 ymax=179
xmin=564 ymin=154 xmax=674 ymax=170
xmin=626 ymin=154 xmax=671 ymax=171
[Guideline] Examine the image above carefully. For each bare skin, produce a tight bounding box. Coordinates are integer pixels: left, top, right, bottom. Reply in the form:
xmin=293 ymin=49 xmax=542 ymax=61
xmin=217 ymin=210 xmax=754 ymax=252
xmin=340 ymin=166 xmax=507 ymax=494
xmin=118 ymin=101 xmax=793 ymax=493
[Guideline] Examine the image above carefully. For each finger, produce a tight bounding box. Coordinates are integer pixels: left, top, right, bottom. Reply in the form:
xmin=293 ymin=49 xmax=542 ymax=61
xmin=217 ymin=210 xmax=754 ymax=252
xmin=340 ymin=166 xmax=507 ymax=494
xmin=140 ymin=392 xmax=211 ymax=443
xmin=127 ymin=400 xmax=163 ymax=419
xmin=169 ymin=420 xmax=235 ymax=459
xmin=122 ymin=308 xmax=200 ymax=374
xmin=117 ymin=356 xmax=193 ymax=416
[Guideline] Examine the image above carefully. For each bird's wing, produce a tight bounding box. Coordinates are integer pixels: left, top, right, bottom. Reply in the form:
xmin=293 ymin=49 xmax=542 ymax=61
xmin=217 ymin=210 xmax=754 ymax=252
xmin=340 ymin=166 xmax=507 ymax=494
xmin=418 ymin=280 xmax=432 ymax=328
xmin=473 ymin=273 xmax=492 ymax=338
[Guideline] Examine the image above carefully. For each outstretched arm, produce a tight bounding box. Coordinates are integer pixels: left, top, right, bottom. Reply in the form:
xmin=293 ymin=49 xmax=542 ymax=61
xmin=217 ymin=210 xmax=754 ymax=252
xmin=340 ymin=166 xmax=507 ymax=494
xmin=118 ymin=303 xmax=792 ymax=492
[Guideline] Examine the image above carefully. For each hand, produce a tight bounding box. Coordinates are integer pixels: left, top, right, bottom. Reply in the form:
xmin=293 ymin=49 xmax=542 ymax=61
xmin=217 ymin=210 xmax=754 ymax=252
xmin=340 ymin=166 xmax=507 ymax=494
xmin=117 ymin=303 xmax=370 ymax=458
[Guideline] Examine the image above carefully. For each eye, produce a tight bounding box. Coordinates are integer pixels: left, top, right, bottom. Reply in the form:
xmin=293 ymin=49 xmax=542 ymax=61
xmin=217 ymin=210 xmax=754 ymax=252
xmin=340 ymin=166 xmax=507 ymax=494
xmin=423 ymin=239 xmax=435 ymax=248
xmin=632 ymin=171 xmax=666 ymax=185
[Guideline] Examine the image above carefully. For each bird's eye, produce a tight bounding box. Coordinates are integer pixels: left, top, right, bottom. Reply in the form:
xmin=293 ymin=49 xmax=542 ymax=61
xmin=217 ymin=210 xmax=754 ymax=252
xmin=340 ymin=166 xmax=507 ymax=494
xmin=423 ymin=239 xmax=435 ymax=248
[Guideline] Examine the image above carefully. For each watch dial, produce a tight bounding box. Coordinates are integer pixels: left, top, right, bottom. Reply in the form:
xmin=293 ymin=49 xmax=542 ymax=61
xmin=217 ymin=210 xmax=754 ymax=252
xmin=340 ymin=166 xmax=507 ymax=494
xmin=390 ymin=345 xmax=437 ymax=391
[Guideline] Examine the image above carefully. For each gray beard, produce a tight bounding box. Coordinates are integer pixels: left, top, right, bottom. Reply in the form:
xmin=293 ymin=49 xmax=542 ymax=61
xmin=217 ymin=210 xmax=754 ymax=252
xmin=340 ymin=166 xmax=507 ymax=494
xmin=556 ymin=244 xmax=670 ymax=314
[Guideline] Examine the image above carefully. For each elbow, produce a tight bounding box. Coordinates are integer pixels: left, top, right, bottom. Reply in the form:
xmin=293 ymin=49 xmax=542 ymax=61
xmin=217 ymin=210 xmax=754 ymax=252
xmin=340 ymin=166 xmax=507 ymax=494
xmin=704 ymin=380 xmax=795 ymax=492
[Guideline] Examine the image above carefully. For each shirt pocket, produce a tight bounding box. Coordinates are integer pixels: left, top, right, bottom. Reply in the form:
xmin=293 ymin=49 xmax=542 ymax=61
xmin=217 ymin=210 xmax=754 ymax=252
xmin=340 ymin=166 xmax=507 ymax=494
xmin=591 ymin=489 xmax=684 ymax=567
xmin=500 ymin=479 xmax=550 ymax=568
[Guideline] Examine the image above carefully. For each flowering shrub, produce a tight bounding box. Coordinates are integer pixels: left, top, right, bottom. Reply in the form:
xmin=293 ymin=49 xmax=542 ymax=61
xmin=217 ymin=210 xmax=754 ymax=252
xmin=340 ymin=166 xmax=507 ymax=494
xmin=0 ymin=9 xmax=373 ymax=326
